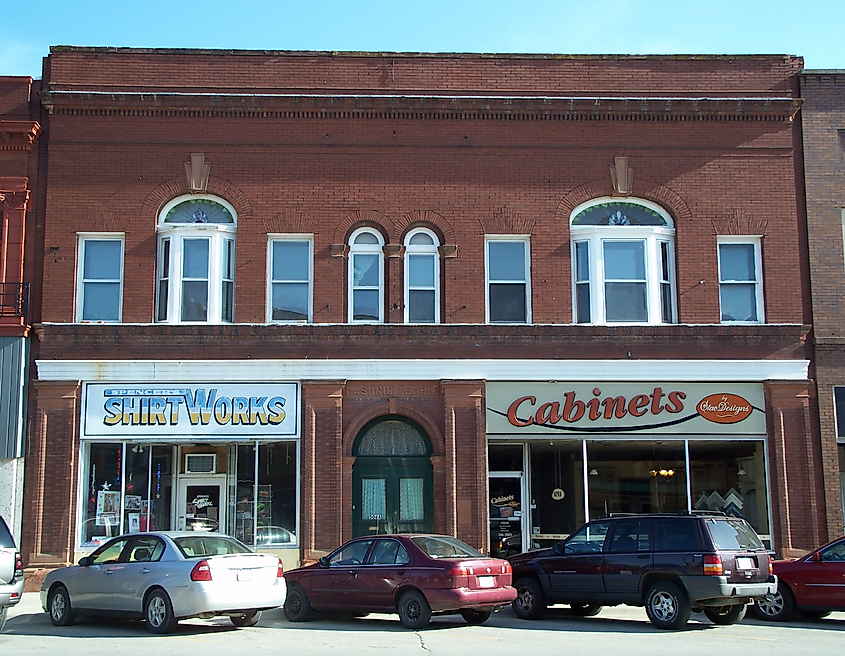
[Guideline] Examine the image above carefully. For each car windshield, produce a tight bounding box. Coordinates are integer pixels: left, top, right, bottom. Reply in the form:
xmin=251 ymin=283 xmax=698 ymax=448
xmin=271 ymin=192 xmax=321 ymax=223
xmin=705 ymin=518 xmax=765 ymax=551
xmin=411 ymin=536 xmax=484 ymax=559
xmin=174 ymin=535 xmax=252 ymax=558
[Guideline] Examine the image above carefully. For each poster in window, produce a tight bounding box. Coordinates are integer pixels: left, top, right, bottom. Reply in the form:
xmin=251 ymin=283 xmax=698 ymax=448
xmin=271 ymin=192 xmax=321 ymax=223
xmin=96 ymin=490 xmax=121 ymax=526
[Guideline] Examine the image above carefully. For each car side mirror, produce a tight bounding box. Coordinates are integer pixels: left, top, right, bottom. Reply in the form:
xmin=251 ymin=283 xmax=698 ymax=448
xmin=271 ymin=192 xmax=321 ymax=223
xmin=318 ymin=556 xmax=330 ymax=568
xmin=553 ymin=543 xmax=565 ymax=555
xmin=78 ymin=556 xmax=90 ymax=567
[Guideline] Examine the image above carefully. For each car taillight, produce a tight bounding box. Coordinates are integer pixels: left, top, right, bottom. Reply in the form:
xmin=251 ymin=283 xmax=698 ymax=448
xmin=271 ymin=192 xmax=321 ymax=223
xmin=767 ymin=554 xmax=773 ymax=576
xmin=445 ymin=565 xmax=470 ymax=588
xmin=15 ymin=552 xmax=24 ymax=578
xmin=502 ymin=562 xmax=512 ymax=575
xmin=703 ymin=554 xmax=723 ymax=576
xmin=277 ymin=558 xmax=284 ymax=578
xmin=190 ymin=560 xmax=213 ymax=581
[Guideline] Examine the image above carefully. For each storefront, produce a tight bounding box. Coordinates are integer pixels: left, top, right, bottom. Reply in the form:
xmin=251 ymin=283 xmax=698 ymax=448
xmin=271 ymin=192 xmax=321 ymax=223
xmin=486 ymin=381 xmax=771 ymax=555
xmin=77 ymin=382 xmax=299 ymax=558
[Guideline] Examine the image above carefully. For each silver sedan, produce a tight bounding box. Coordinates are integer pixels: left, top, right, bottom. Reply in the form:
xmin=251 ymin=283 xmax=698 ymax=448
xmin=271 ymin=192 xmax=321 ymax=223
xmin=40 ymin=532 xmax=287 ymax=633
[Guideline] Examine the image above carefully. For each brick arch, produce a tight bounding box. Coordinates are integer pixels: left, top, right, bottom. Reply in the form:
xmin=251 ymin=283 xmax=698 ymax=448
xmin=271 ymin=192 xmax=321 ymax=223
xmin=332 ymin=210 xmax=395 ymax=245
xmin=140 ymin=176 xmax=254 ymax=226
xmin=394 ymin=210 xmax=456 ymax=244
xmin=342 ymin=405 xmax=445 ymax=459
xmin=555 ymin=179 xmax=692 ymax=227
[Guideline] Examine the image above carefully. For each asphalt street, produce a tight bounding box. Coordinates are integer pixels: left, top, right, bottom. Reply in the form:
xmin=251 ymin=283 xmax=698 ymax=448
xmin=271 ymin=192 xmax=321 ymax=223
xmin=1 ymin=592 xmax=843 ymax=656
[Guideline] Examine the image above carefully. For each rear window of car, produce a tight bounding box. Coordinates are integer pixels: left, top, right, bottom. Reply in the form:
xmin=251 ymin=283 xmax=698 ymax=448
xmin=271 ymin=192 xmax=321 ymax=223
xmin=0 ymin=516 xmax=15 ymax=548
xmin=174 ymin=536 xmax=252 ymax=558
xmin=654 ymin=518 xmax=702 ymax=552
xmin=411 ymin=536 xmax=484 ymax=559
xmin=705 ymin=518 xmax=765 ymax=551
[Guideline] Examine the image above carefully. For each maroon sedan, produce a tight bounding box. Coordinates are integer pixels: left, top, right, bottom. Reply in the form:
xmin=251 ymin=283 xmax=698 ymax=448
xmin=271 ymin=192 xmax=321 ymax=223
xmin=283 ymin=534 xmax=516 ymax=629
xmin=752 ymin=536 xmax=845 ymax=621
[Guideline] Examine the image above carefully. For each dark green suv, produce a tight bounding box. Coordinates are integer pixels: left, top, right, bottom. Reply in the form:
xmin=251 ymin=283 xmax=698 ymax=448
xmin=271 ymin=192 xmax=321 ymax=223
xmin=508 ymin=512 xmax=776 ymax=630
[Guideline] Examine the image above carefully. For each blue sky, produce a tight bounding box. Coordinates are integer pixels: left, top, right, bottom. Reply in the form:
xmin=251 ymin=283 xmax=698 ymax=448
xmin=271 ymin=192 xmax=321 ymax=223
xmin=5 ymin=0 xmax=844 ymax=78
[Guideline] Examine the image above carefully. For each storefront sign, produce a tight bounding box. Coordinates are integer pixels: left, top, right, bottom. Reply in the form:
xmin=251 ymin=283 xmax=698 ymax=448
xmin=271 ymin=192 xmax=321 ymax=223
xmin=486 ymin=382 xmax=765 ymax=435
xmin=83 ymin=383 xmax=299 ymax=438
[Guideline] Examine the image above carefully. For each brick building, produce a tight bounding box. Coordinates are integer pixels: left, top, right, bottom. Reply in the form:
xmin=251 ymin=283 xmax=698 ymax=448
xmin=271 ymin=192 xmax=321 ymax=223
xmin=20 ymin=48 xmax=830 ymax=579
xmin=800 ymin=69 xmax=845 ymax=537
xmin=1 ymin=76 xmax=41 ymax=543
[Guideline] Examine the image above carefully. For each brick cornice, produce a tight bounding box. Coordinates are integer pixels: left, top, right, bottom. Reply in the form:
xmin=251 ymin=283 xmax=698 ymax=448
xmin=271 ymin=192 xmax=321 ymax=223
xmin=0 ymin=120 xmax=42 ymax=152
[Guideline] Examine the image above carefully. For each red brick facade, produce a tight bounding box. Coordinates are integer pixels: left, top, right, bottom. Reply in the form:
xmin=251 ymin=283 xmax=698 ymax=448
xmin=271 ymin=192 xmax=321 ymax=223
xmin=19 ymin=49 xmax=834 ymax=581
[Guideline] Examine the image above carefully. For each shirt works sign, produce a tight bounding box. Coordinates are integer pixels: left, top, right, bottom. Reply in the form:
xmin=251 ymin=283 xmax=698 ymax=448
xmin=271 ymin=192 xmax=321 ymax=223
xmin=83 ymin=383 xmax=299 ymax=439
xmin=486 ymin=382 xmax=766 ymax=436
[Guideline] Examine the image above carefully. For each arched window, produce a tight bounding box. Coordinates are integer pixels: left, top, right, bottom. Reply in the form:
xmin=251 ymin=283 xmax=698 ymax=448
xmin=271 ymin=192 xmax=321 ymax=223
xmin=348 ymin=228 xmax=385 ymax=323
xmin=570 ymin=198 xmax=676 ymax=325
xmin=403 ymin=228 xmax=440 ymax=323
xmin=156 ymin=195 xmax=236 ymax=323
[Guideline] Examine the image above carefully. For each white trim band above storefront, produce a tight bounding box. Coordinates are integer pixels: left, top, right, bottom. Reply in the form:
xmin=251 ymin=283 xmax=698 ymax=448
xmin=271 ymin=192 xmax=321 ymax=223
xmin=37 ymin=358 xmax=810 ymax=383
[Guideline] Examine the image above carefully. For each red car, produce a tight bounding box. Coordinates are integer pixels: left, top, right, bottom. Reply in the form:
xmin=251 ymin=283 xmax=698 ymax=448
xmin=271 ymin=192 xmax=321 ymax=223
xmin=283 ymin=534 xmax=516 ymax=629
xmin=752 ymin=536 xmax=845 ymax=621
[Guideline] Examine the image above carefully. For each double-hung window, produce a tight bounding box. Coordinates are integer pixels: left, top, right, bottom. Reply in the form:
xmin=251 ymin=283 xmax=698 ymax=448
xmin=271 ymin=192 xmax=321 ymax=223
xmin=76 ymin=234 xmax=124 ymax=322
xmin=155 ymin=195 xmax=237 ymax=324
xmin=718 ymin=237 xmax=763 ymax=323
xmin=404 ymin=229 xmax=440 ymax=323
xmin=268 ymin=236 xmax=312 ymax=322
xmin=348 ymin=228 xmax=384 ymax=323
xmin=486 ymin=237 xmax=531 ymax=323
xmin=571 ymin=199 xmax=676 ymax=325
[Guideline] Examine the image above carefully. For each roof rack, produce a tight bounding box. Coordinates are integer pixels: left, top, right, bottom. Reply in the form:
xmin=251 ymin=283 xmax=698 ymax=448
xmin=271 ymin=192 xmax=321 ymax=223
xmin=677 ymin=510 xmax=727 ymax=516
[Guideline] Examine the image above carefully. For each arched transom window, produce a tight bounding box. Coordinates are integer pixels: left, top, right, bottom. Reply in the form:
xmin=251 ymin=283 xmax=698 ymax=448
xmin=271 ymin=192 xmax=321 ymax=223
xmin=570 ymin=198 xmax=676 ymax=325
xmin=404 ymin=228 xmax=440 ymax=323
xmin=348 ymin=228 xmax=385 ymax=323
xmin=156 ymin=195 xmax=236 ymax=324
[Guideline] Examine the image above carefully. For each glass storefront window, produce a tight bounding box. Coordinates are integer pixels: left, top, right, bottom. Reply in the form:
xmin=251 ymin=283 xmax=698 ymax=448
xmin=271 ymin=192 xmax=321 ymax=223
xmin=688 ymin=440 xmax=768 ymax=537
xmin=122 ymin=445 xmax=150 ymax=533
xmin=587 ymin=440 xmax=686 ymax=517
xmin=82 ymin=443 xmax=123 ymax=547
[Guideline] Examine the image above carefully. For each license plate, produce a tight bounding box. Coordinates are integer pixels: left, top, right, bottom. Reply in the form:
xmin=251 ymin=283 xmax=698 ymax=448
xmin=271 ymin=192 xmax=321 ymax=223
xmin=736 ymin=557 xmax=755 ymax=570
xmin=237 ymin=569 xmax=260 ymax=581
xmin=478 ymin=576 xmax=495 ymax=588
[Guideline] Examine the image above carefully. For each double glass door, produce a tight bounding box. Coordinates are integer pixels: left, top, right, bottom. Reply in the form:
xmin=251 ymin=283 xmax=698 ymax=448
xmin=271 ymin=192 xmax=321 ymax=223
xmin=353 ymin=458 xmax=433 ymax=537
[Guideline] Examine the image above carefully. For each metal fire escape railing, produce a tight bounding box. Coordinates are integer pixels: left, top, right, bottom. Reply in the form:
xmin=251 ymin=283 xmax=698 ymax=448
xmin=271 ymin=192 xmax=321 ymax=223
xmin=0 ymin=282 xmax=30 ymax=322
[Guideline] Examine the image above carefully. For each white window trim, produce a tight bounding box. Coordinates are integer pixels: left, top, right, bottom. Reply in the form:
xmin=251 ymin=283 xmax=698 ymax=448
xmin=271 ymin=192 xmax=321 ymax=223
xmin=717 ymin=235 xmax=765 ymax=324
xmin=485 ymin=235 xmax=532 ymax=324
xmin=403 ymin=228 xmax=440 ymax=324
xmin=266 ymin=234 xmax=314 ymax=323
xmin=156 ymin=195 xmax=237 ymax=325
xmin=76 ymin=232 xmax=125 ymax=323
xmin=347 ymin=227 xmax=385 ymax=324
xmin=569 ymin=197 xmax=676 ymax=326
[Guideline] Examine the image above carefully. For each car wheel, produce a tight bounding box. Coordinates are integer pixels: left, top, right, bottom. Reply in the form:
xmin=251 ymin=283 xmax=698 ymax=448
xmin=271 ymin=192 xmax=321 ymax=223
xmin=397 ymin=590 xmax=431 ymax=629
xmin=512 ymin=577 xmax=547 ymax=620
xmin=145 ymin=589 xmax=177 ymax=634
xmin=703 ymin=604 xmax=746 ymax=625
xmin=570 ymin=603 xmax=603 ymax=617
xmin=645 ymin=581 xmax=691 ymax=630
xmin=284 ymin=586 xmax=312 ymax=622
xmin=800 ymin=610 xmax=832 ymax=620
xmin=230 ymin=610 xmax=261 ymax=627
xmin=460 ymin=609 xmax=491 ymax=624
xmin=750 ymin=583 xmax=795 ymax=622
xmin=48 ymin=584 xmax=76 ymax=626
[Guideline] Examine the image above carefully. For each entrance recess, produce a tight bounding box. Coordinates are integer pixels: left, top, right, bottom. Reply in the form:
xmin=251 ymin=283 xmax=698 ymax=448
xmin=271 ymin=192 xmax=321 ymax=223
xmin=176 ymin=475 xmax=226 ymax=532
xmin=352 ymin=416 xmax=433 ymax=537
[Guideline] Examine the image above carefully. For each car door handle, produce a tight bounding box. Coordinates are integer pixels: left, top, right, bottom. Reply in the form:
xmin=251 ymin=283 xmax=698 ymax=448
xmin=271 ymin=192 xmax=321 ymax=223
xmin=396 ymin=570 xmax=405 ymax=575
xmin=350 ymin=571 xmax=358 ymax=577
xmin=140 ymin=568 xmax=151 ymax=574
xmin=105 ymin=569 xmax=115 ymax=575
xmin=637 ymin=555 xmax=650 ymax=560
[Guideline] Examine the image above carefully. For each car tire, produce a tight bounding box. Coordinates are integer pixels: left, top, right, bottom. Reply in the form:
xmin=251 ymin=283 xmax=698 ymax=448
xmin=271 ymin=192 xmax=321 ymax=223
xmin=512 ymin=577 xmax=547 ymax=620
xmin=750 ymin=583 xmax=795 ymax=622
xmin=145 ymin=589 xmax=178 ymax=634
xmin=459 ymin=609 xmax=491 ymax=624
xmin=645 ymin=581 xmax=691 ymax=630
xmin=800 ymin=610 xmax=831 ymax=620
xmin=570 ymin=603 xmax=602 ymax=617
xmin=48 ymin=584 xmax=76 ymax=627
xmin=703 ymin=603 xmax=746 ymax=625
xmin=397 ymin=590 xmax=431 ymax=629
xmin=284 ymin=586 xmax=312 ymax=622
xmin=230 ymin=610 xmax=261 ymax=627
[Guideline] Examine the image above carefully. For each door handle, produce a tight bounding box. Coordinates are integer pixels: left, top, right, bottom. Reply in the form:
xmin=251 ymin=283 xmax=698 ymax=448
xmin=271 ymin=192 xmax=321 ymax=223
xmin=350 ymin=571 xmax=358 ymax=577
xmin=105 ymin=569 xmax=115 ymax=575
xmin=396 ymin=570 xmax=405 ymax=575
xmin=140 ymin=568 xmax=151 ymax=574
xmin=637 ymin=555 xmax=650 ymax=559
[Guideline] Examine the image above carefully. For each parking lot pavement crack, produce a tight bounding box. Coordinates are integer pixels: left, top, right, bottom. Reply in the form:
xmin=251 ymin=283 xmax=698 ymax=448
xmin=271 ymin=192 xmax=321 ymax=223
xmin=415 ymin=631 xmax=431 ymax=652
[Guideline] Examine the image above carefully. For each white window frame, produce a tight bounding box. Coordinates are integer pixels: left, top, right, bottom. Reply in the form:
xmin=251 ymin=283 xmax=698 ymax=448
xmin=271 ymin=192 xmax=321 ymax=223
xmin=485 ymin=235 xmax=532 ymax=324
xmin=76 ymin=232 xmax=125 ymax=323
xmin=155 ymin=194 xmax=237 ymax=324
xmin=347 ymin=227 xmax=385 ymax=324
xmin=403 ymin=228 xmax=440 ymax=324
xmin=717 ymin=236 xmax=764 ymax=324
xmin=266 ymin=234 xmax=314 ymax=323
xmin=570 ymin=198 xmax=676 ymax=325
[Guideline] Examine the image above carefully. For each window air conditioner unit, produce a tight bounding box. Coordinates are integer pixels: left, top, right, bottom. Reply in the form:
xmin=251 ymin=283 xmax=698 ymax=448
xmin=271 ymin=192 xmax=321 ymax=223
xmin=185 ymin=454 xmax=216 ymax=474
